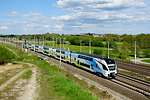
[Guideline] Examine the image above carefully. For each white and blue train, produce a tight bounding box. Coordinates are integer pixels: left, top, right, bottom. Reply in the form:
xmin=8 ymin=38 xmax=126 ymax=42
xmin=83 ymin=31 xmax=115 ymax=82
xmin=23 ymin=42 xmax=117 ymax=78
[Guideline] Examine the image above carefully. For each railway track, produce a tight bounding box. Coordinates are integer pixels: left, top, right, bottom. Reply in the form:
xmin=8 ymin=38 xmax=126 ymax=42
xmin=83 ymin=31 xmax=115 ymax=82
xmin=2 ymin=41 xmax=150 ymax=99
xmin=115 ymin=60 xmax=150 ymax=76
xmin=115 ymin=60 xmax=150 ymax=70
xmin=112 ymin=73 xmax=150 ymax=99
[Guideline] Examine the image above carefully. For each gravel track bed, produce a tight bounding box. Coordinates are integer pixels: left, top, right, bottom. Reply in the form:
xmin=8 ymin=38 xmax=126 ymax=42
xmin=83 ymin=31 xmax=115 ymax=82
xmin=117 ymin=73 xmax=150 ymax=87
xmin=115 ymin=75 xmax=150 ymax=95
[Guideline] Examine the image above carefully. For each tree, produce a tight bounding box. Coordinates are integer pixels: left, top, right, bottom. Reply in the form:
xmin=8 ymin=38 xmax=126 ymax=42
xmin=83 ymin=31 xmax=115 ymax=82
xmin=130 ymin=44 xmax=141 ymax=57
xmin=46 ymin=36 xmax=52 ymax=41
xmin=112 ymin=44 xmax=119 ymax=58
xmin=82 ymin=37 xmax=89 ymax=46
xmin=143 ymin=49 xmax=150 ymax=58
xmin=105 ymin=40 xmax=116 ymax=48
xmin=121 ymin=41 xmax=130 ymax=59
xmin=91 ymin=38 xmax=104 ymax=47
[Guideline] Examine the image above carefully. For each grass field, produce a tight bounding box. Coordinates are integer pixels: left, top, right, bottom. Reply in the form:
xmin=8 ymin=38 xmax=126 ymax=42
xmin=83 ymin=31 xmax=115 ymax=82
xmin=141 ymin=59 xmax=150 ymax=63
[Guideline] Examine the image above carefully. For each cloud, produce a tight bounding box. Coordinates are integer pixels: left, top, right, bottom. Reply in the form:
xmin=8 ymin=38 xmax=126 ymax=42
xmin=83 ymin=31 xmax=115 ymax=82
xmin=6 ymin=11 xmax=18 ymax=17
xmin=55 ymin=0 xmax=147 ymax=12
xmin=51 ymin=11 xmax=135 ymax=32
xmin=135 ymin=1 xmax=147 ymax=8
xmin=0 ymin=26 xmax=8 ymax=29
xmin=52 ymin=12 xmax=133 ymax=24
xmin=23 ymin=11 xmax=49 ymax=24
xmin=23 ymin=11 xmax=56 ymax=32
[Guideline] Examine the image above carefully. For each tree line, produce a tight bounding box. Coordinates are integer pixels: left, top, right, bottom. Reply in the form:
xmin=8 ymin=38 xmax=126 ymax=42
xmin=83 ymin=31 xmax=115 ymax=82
xmin=1 ymin=33 xmax=150 ymax=59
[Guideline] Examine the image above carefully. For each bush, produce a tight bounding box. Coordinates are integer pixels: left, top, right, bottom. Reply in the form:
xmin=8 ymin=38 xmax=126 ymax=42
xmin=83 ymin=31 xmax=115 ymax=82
xmin=118 ymin=52 xmax=126 ymax=59
xmin=143 ymin=49 xmax=150 ymax=58
xmin=93 ymin=49 xmax=103 ymax=55
xmin=0 ymin=45 xmax=16 ymax=64
xmin=46 ymin=36 xmax=52 ymax=41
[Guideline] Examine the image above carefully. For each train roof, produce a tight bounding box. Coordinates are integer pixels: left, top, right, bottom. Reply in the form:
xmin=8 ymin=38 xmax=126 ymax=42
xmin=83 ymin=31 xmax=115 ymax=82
xmin=76 ymin=52 xmax=115 ymax=61
xmin=76 ymin=52 xmax=115 ymax=62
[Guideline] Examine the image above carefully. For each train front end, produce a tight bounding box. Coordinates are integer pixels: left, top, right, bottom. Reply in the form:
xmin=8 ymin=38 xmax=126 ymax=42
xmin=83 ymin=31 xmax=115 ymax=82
xmin=103 ymin=58 xmax=117 ymax=78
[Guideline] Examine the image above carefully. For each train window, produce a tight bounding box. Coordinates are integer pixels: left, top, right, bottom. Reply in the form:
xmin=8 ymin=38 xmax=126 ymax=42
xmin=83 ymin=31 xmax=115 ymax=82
xmin=102 ymin=64 xmax=108 ymax=71
xmin=61 ymin=51 xmax=65 ymax=54
xmin=81 ymin=56 xmax=84 ymax=59
xmin=78 ymin=55 xmax=93 ymax=61
xmin=56 ymin=50 xmax=60 ymax=53
xmin=85 ymin=57 xmax=88 ymax=60
xmin=78 ymin=55 xmax=81 ymax=58
xmin=90 ymin=58 xmax=93 ymax=61
xmin=86 ymin=65 xmax=90 ymax=68
xmin=91 ymin=64 xmax=94 ymax=69
xmin=108 ymin=66 xmax=115 ymax=70
xmin=96 ymin=64 xmax=97 ymax=67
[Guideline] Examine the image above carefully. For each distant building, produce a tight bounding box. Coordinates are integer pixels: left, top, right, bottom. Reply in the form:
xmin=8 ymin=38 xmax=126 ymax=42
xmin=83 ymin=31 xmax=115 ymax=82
xmin=65 ymin=33 xmax=103 ymax=37
xmin=92 ymin=34 xmax=103 ymax=37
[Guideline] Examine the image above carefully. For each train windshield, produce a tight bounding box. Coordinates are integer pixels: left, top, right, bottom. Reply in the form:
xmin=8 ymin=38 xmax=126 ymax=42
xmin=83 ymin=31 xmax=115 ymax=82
xmin=103 ymin=58 xmax=116 ymax=70
xmin=104 ymin=59 xmax=115 ymax=64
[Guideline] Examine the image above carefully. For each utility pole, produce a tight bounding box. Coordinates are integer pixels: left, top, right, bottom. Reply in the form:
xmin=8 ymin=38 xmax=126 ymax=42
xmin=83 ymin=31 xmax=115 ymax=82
xmin=108 ymin=41 xmax=109 ymax=58
xmin=60 ymin=38 xmax=61 ymax=66
xmin=36 ymin=37 xmax=37 ymax=44
xmin=63 ymin=38 xmax=64 ymax=49
xmin=22 ymin=37 xmax=23 ymax=51
xmin=89 ymin=38 xmax=91 ymax=54
xmin=43 ymin=37 xmax=44 ymax=46
xmin=34 ymin=36 xmax=35 ymax=52
xmin=56 ymin=38 xmax=57 ymax=48
xmin=80 ymin=40 xmax=82 ymax=52
xmin=30 ymin=37 xmax=31 ymax=44
xmin=15 ymin=38 xmax=17 ymax=45
xmin=135 ymin=41 xmax=136 ymax=63
xmin=53 ymin=36 xmax=54 ymax=47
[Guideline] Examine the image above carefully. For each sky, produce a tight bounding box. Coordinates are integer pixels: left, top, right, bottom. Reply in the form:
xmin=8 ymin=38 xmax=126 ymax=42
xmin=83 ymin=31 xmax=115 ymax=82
xmin=0 ymin=0 xmax=150 ymax=35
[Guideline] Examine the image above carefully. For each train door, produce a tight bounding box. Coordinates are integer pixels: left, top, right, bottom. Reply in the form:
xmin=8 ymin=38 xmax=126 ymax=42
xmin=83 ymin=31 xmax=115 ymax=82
xmin=91 ymin=64 xmax=94 ymax=70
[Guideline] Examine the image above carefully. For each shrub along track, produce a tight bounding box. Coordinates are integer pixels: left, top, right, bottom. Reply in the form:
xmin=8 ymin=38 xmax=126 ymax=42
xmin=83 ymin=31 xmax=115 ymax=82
xmin=17 ymin=47 xmax=149 ymax=100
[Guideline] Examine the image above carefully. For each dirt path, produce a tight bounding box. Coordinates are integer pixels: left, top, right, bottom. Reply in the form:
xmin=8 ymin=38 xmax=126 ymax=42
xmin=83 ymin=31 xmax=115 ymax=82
xmin=0 ymin=62 xmax=39 ymax=100
xmin=16 ymin=67 xmax=38 ymax=100
xmin=0 ymin=63 xmax=23 ymax=73
xmin=131 ymin=58 xmax=150 ymax=65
